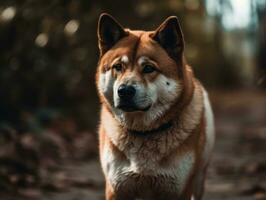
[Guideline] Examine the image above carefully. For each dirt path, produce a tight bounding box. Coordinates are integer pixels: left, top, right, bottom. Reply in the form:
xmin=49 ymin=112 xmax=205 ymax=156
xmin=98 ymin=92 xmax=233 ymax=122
xmin=3 ymin=90 xmax=266 ymax=200
xmin=43 ymin=90 xmax=266 ymax=200
xmin=204 ymin=90 xmax=266 ymax=200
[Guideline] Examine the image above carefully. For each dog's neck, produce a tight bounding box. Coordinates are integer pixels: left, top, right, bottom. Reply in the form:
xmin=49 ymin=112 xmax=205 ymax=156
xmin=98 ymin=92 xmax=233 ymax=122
xmin=101 ymin=81 xmax=203 ymax=161
xmin=127 ymin=120 xmax=173 ymax=136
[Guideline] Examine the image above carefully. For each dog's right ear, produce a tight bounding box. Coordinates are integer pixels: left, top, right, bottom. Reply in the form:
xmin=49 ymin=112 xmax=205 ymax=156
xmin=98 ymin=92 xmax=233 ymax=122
xmin=97 ymin=13 xmax=127 ymax=56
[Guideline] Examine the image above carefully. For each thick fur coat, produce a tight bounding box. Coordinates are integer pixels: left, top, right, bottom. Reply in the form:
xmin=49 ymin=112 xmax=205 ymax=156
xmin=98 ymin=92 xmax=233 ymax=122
xmin=96 ymin=13 xmax=215 ymax=200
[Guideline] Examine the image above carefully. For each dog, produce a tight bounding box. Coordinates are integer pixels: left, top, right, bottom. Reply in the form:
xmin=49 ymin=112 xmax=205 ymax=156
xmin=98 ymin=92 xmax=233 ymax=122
xmin=96 ymin=13 xmax=215 ymax=200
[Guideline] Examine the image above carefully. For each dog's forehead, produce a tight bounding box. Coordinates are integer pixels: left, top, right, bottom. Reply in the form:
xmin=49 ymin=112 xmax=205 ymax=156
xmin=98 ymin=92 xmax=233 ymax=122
xmin=129 ymin=31 xmax=159 ymax=62
xmin=100 ymin=31 xmax=152 ymax=61
xmin=99 ymin=30 xmax=179 ymax=78
xmin=113 ymin=55 xmax=151 ymax=66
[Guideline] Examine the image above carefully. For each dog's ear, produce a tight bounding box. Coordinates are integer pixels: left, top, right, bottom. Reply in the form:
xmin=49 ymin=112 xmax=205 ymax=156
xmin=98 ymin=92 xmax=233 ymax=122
xmin=151 ymin=16 xmax=184 ymax=62
xmin=97 ymin=13 xmax=127 ymax=56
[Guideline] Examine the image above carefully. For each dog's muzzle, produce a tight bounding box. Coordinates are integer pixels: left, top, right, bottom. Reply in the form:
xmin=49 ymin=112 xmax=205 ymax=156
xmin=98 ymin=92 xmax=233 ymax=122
xmin=118 ymin=84 xmax=136 ymax=100
xmin=117 ymin=84 xmax=150 ymax=112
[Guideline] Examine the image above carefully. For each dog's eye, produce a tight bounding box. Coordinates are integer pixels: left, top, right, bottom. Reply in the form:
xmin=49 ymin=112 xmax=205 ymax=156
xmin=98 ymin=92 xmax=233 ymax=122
xmin=142 ymin=64 xmax=156 ymax=74
xmin=113 ymin=63 xmax=123 ymax=72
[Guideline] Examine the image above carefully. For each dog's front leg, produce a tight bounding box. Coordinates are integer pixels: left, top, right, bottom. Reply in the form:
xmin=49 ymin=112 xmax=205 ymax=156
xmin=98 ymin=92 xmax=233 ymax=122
xmin=105 ymin=182 xmax=116 ymax=200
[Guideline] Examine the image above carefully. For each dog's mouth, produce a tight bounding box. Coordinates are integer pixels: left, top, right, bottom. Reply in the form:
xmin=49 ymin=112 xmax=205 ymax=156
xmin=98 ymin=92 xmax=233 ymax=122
xmin=117 ymin=103 xmax=151 ymax=112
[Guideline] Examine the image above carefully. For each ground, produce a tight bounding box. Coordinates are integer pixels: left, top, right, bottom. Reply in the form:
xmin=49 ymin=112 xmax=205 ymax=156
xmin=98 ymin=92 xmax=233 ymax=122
xmin=1 ymin=89 xmax=266 ymax=200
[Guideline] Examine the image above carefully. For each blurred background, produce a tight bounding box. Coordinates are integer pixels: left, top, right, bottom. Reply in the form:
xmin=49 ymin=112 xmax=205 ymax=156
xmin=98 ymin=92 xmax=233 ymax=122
xmin=0 ymin=0 xmax=266 ymax=199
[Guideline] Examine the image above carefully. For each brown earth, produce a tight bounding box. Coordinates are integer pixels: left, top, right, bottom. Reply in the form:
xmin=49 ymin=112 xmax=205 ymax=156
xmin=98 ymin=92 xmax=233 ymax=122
xmin=1 ymin=89 xmax=266 ymax=200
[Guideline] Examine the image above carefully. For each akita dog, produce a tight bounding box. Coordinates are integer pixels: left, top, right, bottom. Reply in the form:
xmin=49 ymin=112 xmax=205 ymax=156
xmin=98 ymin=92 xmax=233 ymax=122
xmin=96 ymin=13 xmax=215 ymax=200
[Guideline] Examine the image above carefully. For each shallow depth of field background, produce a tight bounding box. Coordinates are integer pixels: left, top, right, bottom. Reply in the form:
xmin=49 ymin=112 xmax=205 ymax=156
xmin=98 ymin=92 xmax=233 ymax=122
xmin=0 ymin=0 xmax=266 ymax=200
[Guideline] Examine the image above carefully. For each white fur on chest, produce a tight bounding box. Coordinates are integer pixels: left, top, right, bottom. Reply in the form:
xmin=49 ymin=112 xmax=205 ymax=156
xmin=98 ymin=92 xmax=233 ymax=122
xmin=101 ymin=144 xmax=195 ymax=193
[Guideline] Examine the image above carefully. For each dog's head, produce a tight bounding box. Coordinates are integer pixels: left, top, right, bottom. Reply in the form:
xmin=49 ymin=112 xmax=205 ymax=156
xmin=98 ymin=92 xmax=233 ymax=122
xmin=96 ymin=13 xmax=192 ymax=130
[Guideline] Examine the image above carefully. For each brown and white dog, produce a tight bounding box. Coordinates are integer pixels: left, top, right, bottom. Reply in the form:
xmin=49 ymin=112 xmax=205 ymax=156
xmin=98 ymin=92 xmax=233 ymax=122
xmin=96 ymin=13 xmax=215 ymax=200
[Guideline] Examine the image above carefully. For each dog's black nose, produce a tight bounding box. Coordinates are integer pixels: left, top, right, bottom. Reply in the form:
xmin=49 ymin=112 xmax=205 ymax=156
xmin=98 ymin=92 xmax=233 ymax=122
xmin=118 ymin=84 xmax=136 ymax=99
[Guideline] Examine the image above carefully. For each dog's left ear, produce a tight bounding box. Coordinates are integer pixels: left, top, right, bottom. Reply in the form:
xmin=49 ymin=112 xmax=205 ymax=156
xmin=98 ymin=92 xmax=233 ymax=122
xmin=97 ymin=13 xmax=127 ymax=56
xmin=151 ymin=16 xmax=184 ymax=62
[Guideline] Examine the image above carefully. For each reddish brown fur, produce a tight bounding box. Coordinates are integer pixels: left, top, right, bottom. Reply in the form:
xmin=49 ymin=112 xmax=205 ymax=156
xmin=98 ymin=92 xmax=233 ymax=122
xmin=96 ymin=30 xmax=193 ymax=128
xmin=96 ymin=14 xmax=214 ymax=200
xmin=99 ymin=104 xmax=207 ymax=200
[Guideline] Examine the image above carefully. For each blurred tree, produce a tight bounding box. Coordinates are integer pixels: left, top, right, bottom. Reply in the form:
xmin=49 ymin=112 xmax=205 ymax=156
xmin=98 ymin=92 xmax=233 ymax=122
xmin=257 ymin=4 xmax=266 ymax=87
xmin=0 ymin=0 xmax=264 ymax=133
